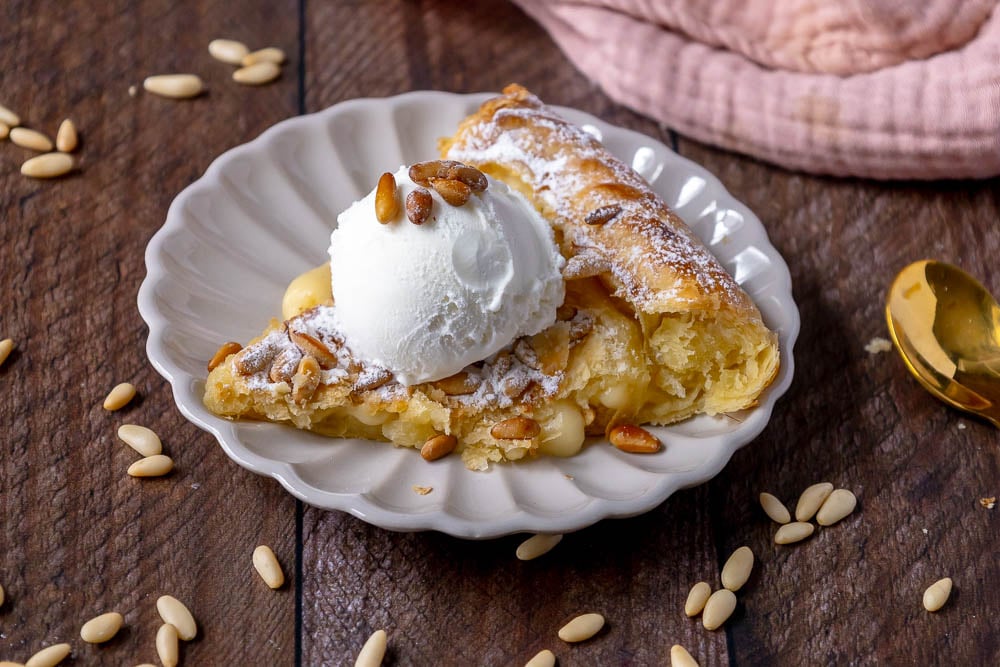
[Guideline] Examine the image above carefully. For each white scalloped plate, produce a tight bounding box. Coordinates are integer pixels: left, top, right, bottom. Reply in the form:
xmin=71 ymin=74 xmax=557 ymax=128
xmin=138 ymin=91 xmax=799 ymax=539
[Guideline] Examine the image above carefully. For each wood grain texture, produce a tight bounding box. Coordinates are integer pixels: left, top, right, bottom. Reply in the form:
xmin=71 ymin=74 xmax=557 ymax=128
xmin=0 ymin=1 xmax=297 ymax=665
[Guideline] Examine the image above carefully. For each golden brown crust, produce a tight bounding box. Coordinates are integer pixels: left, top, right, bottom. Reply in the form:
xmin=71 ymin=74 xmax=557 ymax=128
xmin=443 ymin=83 xmax=759 ymax=320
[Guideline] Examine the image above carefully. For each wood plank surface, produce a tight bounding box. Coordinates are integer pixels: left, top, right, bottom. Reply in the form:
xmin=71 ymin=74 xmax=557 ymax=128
xmin=0 ymin=2 xmax=298 ymax=665
xmin=2 ymin=1 xmax=998 ymax=666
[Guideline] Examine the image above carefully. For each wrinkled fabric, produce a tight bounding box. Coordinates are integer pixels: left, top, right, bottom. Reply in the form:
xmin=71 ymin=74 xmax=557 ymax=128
xmin=514 ymin=0 xmax=1000 ymax=179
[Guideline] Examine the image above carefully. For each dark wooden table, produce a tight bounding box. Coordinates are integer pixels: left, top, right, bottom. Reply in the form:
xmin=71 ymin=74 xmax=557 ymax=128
xmin=2 ymin=1 xmax=997 ymax=665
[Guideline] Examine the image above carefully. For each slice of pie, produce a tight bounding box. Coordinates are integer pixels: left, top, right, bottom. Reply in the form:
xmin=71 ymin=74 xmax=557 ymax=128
xmin=203 ymin=84 xmax=780 ymax=470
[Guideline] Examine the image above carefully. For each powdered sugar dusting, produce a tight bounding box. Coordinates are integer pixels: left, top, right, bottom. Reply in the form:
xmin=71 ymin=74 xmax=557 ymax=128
xmin=445 ymin=88 xmax=748 ymax=314
xmin=233 ymin=305 xmax=568 ymax=409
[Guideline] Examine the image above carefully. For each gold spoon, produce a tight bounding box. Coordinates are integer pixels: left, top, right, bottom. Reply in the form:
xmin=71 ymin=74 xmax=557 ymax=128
xmin=886 ymin=260 xmax=1000 ymax=427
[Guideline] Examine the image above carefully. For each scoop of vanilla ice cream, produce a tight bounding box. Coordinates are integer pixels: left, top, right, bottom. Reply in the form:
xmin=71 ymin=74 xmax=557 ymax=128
xmin=328 ymin=165 xmax=565 ymax=386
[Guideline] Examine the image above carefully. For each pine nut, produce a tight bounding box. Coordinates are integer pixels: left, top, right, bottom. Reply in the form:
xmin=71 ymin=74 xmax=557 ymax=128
xmin=405 ymin=187 xmax=433 ymax=225
xmin=55 ymin=119 xmax=77 ymax=153
xmin=292 ymin=355 xmax=321 ymax=404
xmin=795 ymin=482 xmax=833 ymax=521
xmin=242 ymin=47 xmax=286 ymax=66
xmin=0 ymin=338 xmax=14 ymax=366
xmin=103 ymin=382 xmax=136 ymax=411
xmin=557 ymin=613 xmax=604 ymax=642
xmin=127 ymin=454 xmax=173 ymax=477
xmin=156 ymin=595 xmax=197 ymax=641
xmin=816 ymin=489 xmax=857 ymax=526
xmin=233 ymin=62 xmax=281 ymax=85
xmin=670 ymin=644 xmax=700 ymax=667
xmin=608 ymin=423 xmax=661 ymax=453
xmin=117 ymin=424 xmax=162 ymax=457
xmin=684 ymin=581 xmax=711 ymax=617
xmin=515 ymin=533 xmax=563 ymax=561
xmin=585 ymin=204 xmax=622 ymax=226
xmin=10 ymin=127 xmax=53 ymax=152
xmin=374 ymin=171 xmax=399 ymax=223
xmin=491 ymin=416 xmax=541 ymax=440
xmin=354 ymin=629 xmax=387 ymax=667
xmin=0 ymin=661 xmax=24 ymax=667
xmin=759 ymin=492 xmax=791 ymax=524
xmin=420 ymin=434 xmax=457 ymax=462
xmin=923 ymin=577 xmax=953 ymax=612
xmin=253 ymin=545 xmax=285 ymax=589
xmin=774 ymin=521 xmax=815 ymax=544
xmin=288 ymin=330 xmax=338 ymax=368
xmin=80 ymin=611 xmax=123 ymax=643
xmin=143 ymin=74 xmax=205 ymax=99
xmin=0 ymin=104 xmax=20 ymax=127
xmin=0 ymin=122 xmax=9 ymax=140
xmin=430 ymin=178 xmax=471 ymax=206
xmin=155 ymin=624 xmax=179 ymax=667
xmin=524 ymin=649 xmax=556 ymax=667
xmin=24 ymin=643 xmax=70 ymax=667
xmin=702 ymin=589 xmax=737 ymax=630
xmin=208 ymin=341 xmax=243 ymax=372
xmin=721 ymin=546 xmax=754 ymax=592
xmin=208 ymin=38 xmax=250 ymax=65
xmin=21 ymin=153 xmax=74 ymax=179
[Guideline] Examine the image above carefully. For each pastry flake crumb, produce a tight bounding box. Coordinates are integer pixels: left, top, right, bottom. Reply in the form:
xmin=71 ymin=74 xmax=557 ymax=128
xmin=412 ymin=485 xmax=433 ymax=496
xmin=980 ymin=497 xmax=996 ymax=509
xmin=564 ymin=474 xmax=575 ymax=480
xmin=957 ymin=422 xmax=967 ymax=430
xmin=864 ymin=337 xmax=893 ymax=354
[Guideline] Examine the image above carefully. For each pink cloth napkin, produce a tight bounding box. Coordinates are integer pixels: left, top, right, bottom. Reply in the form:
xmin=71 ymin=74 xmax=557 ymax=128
xmin=513 ymin=0 xmax=1000 ymax=179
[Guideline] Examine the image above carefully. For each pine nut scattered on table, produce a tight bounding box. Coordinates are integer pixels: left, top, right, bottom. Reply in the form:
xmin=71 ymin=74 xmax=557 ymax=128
xmin=795 ymin=482 xmax=834 ymax=522
xmin=117 ymin=424 xmax=162 ymax=457
xmin=209 ymin=38 xmax=250 ymax=65
xmin=242 ymin=47 xmax=286 ymax=66
xmin=922 ymin=577 xmax=953 ymax=612
xmin=557 ymin=613 xmax=604 ymax=642
xmin=143 ymin=74 xmax=205 ymax=99
xmin=816 ymin=489 xmax=857 ymax=526
xmin=155 ymin=624 xmax=179 ymax=667
xmin=684 ymin=581 xmax=711 ymax=617
xmin=103 ymin=382 xmax=137 ymax=411
xmin=354 ymin=629 xmax=387 ymax=667
xmin=775 ymin=522 xmax=815 ymax=545
xmin=233 ymin=62 xmax=281 ymax=85
xmin=0 ymin=103 xmax=20 ymax=126
xmin=156 ymin=595 xmax=198 ymax=641
xmin=252 ymin=545 xmax=285 ymax=589
xmin=80 ymin=611 xmax=123 ymax=643
xmin=24 ymin=643 xmax=71 ymax=667
xmin=524 ymin=648 xmax=556 ymax=667
xmin=670 ymin=644 xmax=700 ymax=667
xmin=0 ymin=339 xmax=13 ymax=367
xmin=759 ymin=492 xmax=791 ymax=524
xmin=10 ymin=127 xmax=52 ymax=152
xmin=55 ymin=119 xmax=77 ymax=153
xmin=721 ymin=546 xmax=754 ymax=592
xmin=702 ymin=589 xmax=737 ymax=631
xmin=516 ymin=533 xmax=563 ymax=561
xmin=127 ymin=454 xmax=173 ymax=477
xmin=20 ymin=153 xmax=74 ymax=179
